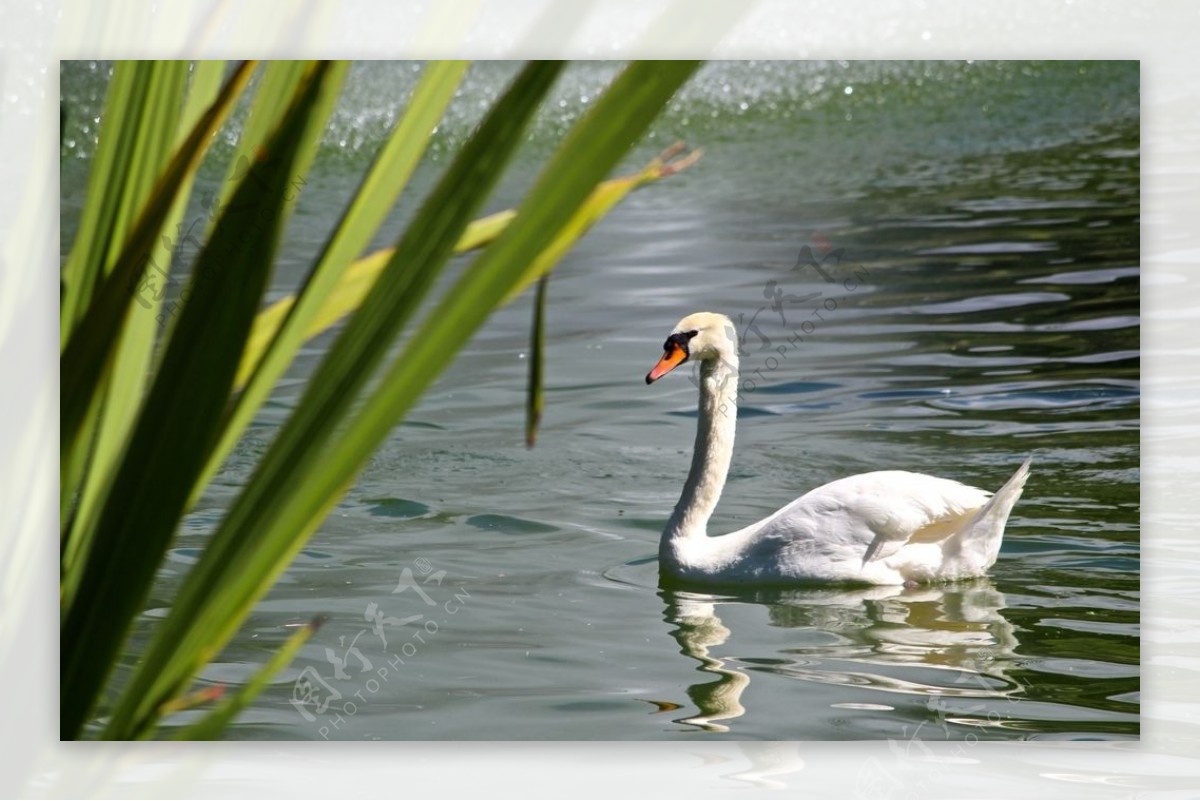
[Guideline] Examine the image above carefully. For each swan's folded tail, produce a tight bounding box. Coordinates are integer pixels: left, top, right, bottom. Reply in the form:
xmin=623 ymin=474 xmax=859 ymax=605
xmin=962 ymin=455 xmax=1032 ymax=570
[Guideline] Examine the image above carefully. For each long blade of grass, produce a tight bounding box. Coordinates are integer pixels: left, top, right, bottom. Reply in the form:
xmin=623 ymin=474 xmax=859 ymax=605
xmin=324 ymin=60 xmax=699 ymax=492
xmin=203 ymin=61 xmax=313 ymax=237
xmin=235 ymin=145 xmax=701 ymax=388
xmin=234 ymin=208 xmax=508 ymax=387
xmin=518 ymin=144 xmax=704 ymax=452
xmin=498 ymin=141 xmax=702 ymax=303
xmin=526 ymin=274 xmax=548 ymax=448
xmin=60 ymin=62 xmax=149 ymax=346
xmin=169 ymin=616 xmax=327 ymax=741
xmin=62 ymin=61 xmax=227 ymax=609
xmin=235 ymin=206 xmax=513 ymax=388
xmin=60 ymin=62 xmax=192 ymax=531
xmin=61 ymin=62 xmax=179 ymax=532
xmin=104 ymin=61 xmax=566 ymax=740
xmin=59 ymin=61 xmax=256 ymax=480
xmin=195 ymin=60 xmax=468 ymax=502
xmin=61 ymin=61 xmax=341 ymax=740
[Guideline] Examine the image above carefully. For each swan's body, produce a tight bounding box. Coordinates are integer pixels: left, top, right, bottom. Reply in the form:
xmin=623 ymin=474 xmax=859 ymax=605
xmin=645 ymin=312 xmax=1031 ymax=587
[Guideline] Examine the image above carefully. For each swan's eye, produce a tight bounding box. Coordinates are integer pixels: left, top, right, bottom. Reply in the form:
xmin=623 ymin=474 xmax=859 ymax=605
xmin=665 ymin=332 xmax=694 ymax=353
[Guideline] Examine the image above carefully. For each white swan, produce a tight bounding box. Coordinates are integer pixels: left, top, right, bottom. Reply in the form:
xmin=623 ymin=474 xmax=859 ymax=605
xmin=645 ymin=311 xmax=1031 ymax=586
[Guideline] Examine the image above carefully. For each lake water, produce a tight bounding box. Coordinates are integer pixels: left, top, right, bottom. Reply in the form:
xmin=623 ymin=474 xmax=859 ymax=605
xmin=62 ymin=60 xmax=1139 ymax=741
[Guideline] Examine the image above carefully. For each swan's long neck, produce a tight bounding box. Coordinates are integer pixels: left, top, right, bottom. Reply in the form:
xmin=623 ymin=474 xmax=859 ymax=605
xmin=664 ymin=354 xmax=739 ymax=546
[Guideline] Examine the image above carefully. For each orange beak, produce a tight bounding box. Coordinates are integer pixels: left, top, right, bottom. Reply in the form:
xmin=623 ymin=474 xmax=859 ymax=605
xmin=646 ymin=343 xmax=688 ymax=384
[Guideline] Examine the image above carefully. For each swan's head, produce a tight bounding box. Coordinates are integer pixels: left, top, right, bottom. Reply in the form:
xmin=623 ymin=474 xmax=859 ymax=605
xmin=645 ymin=311 xmax=737 ymax=384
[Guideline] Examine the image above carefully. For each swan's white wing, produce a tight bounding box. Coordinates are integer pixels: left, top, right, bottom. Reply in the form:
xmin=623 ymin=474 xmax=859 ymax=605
xmin=752 ymin=470 xmax=992 ymax=567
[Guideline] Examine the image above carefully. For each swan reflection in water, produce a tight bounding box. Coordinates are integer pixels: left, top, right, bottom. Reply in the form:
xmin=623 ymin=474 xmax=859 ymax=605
xmin=655 ymin=579 xmax=1021 ymax=734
